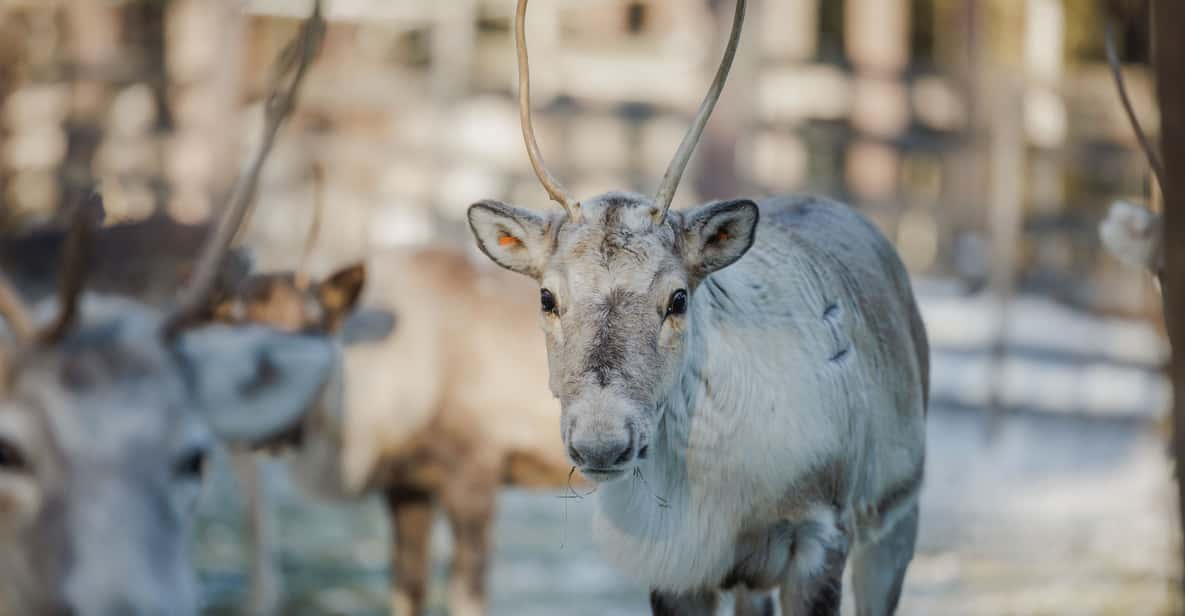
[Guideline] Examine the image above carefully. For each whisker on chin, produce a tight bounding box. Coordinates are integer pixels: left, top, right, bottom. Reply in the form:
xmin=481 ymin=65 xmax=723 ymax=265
xmin=632 ymin=466 xmax=670 ymax=508
xmin=557 ymin=465 xmax=597 ymax=500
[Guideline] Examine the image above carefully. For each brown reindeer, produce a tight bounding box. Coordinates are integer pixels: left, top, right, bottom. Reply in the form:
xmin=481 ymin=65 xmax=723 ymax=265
xmin=211 ymin=242 xmax=581 ymax=616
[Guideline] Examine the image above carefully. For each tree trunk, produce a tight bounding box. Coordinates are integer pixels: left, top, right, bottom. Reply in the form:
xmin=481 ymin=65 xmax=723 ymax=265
xmin=1152 ymin=0 xmax=1185 ymax=594
xmin=61 ymin=0 xmax=122 ymax=214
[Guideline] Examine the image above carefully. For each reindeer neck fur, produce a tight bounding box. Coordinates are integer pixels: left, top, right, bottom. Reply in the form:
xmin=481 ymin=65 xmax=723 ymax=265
xmin=590 ymin=258 xmax=831 ymax=592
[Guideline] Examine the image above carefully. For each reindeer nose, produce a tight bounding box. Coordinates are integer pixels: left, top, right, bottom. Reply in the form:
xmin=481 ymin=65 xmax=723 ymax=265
xmin=568 ymin=422 xmax=636 ymax=480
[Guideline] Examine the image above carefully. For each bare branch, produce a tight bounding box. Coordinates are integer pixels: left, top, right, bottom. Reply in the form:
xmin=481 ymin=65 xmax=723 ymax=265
xmin=653 ymin=0 xmax=746 ymax=222
xmin=162 ymin=0 xmax=326 ymax=337
xmin=1106 ymin=21 xmax=1164 ymax=190
xmin=515 ymin=0 xmax=580 ymax=220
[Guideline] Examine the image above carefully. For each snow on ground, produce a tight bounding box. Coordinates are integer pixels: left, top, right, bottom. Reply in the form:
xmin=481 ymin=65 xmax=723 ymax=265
xmin=195 ymin=407 xmax=1180 ymax=615
xmin=916 ymin=279 xmax=1170 ymax=418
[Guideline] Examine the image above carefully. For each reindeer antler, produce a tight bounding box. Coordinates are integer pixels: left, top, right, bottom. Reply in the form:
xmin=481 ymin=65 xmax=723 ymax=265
xmin=515 ymin=0 xmax=580 ymax=221
xmin=653 ymin=0 xmax=746 ymax=223
xmin=0 ymin=272 xmax=34 ymax=347
xmin=161 ymin=0 xmax=325 ymax=337
xmin=0 ymin=192 xmax=98 ymax=349
xmin=38 ymin=195 xmax=97 ymax=344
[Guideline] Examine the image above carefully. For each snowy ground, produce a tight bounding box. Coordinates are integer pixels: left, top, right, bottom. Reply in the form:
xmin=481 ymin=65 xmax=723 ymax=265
xmin=194 ymin=285 xmax=1180 ymax=614
xmin=195 ymin=406 xmax=1180 ymax=615
xmin=916 ymin=279 xmax=1169 ymax=419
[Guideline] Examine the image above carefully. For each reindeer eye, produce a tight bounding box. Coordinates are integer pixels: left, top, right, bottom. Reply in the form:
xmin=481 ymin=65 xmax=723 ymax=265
xmin=540 ymin=288 xmax=558 ymax=314
xmin=173 ymin=448 xmax=207 ymax=480
xmin=0 ymin=437 xmax=27 ymax=473
xmin=666 ymin=289 xmax=688 ymax=316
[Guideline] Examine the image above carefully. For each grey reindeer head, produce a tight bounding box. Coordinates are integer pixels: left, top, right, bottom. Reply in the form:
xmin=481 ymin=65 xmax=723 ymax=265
xmin=0 ymin=2 xmax=328 ymax=612
xmin=0 ymin=210 xmax=335 ymax=616
xmin=467 ymin=0 xmax=753 ymax=483
xmin=0 ymin=293 xmax=333 ymax=616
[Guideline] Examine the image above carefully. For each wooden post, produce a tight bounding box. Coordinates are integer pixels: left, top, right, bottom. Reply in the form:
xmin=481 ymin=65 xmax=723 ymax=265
xmin=61 ymin=0 xmax=122 ymax=213
xmin=1152 ymin=0 xmax=1185 ymax=593
xmin=164 ymin=0 xmax=245 ymax=222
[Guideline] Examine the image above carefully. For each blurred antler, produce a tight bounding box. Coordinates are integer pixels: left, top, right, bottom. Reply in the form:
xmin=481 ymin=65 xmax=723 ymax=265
xmin=0 ymin=272 xmax=34 ymax=346
xmin=162 ymin=0 xmax=325 ymax=337
xmin=515 ymin=0 xmax=580 ymax=221
xmin=295 ymin=162 xmax=326 ymax=290
xmin=38 ymin=195 xmax=98 ymax=344
xmin=0 ymin=193 xmax=98 ymax=349
xmin=1105 ymin=21 xmax=1163 ymax=191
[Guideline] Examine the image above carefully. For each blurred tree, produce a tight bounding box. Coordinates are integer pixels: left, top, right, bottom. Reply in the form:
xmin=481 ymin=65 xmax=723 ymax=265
xmin=1152 ymin=0 xmax=1185 ymax=594
xmin=60 ymin=0 xmax=121 ymax=214
xmin=0 ymin=9 xmax=28 ymax=227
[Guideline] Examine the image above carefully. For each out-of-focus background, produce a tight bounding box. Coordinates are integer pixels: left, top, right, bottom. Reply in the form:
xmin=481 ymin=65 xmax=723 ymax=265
xmin=0 ymin=0 xmax=1177 ymax=614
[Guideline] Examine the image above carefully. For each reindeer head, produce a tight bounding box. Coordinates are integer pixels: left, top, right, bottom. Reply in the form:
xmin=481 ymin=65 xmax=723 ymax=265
xmin=0 ymin=223 xmax=335 ymax=616
xmin=211 ymin=264 xmax=367 ymax=335
xmin=0 ymin=2 xmax=327 ymax=609
xmin=208 ymin=162 xmax=369 ymax=337
xmin=0 ymin=300 xmax=333 ymax=615
xmin=467 ymin=0 xmax=752 ymax=482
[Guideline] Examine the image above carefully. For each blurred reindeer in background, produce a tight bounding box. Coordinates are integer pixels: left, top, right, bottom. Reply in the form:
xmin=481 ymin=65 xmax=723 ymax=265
xmin=211 ymin=182 xmax=583 ymax=615
xmin=217 ymin=163 xmax=367 ymax=616
xmin=0 ymin=3 xmax=327 ymax=614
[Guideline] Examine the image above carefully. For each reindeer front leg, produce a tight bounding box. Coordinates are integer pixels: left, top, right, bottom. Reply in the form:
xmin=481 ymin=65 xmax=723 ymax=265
xmin=230 ymin=451 xmax=281 ymax=616
xmin=649 ymin=588 xmax=720 ymax=616
xmin=441 ymin=462 xmax=499 ymax=616
xmin=386 ymin=487 xmax=435 ymax=616
xmin=733 ymin=586 xmax=778 ymax=616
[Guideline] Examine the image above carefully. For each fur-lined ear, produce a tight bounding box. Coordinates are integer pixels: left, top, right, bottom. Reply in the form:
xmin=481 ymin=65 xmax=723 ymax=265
xmin=467 ymin=200 xmax=551 ymax=279
xmin=317 ymin=263 xmax=365 ymax=331
xmin=208 ymin=296 xmax=242 ymax=323
xmin=681 ymin=199 xmax=759 ymax=280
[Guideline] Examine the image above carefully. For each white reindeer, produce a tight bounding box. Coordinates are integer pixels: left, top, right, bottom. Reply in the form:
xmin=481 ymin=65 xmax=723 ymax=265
xmin=463 ymin=1 xmax=928 ymax=614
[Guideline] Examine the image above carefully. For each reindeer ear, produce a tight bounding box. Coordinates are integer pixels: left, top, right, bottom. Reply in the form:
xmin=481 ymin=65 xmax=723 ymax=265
xmin=681 ymin=199 xmax=759 ymax=279
xmin=176 ymin=324 xmax=335 ymax=445
xmin=467 ymin=200 xmax=551 ymax=279
xmin=317 ymin=263 xmax=365 ymax=329
xmin=208 ymin=295 xmax=243 ymax=323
